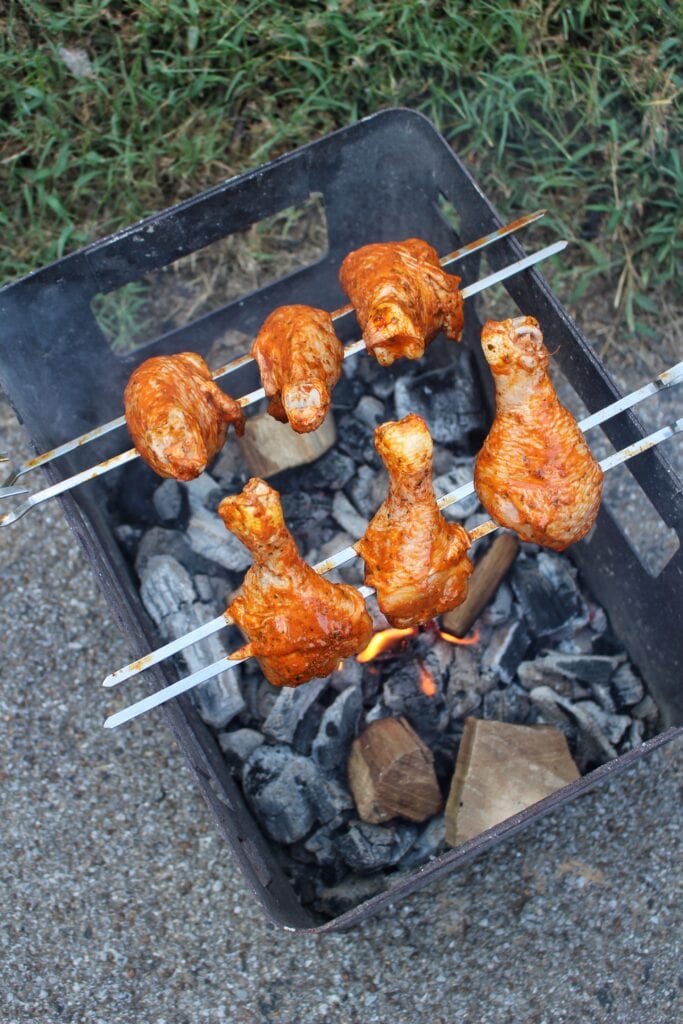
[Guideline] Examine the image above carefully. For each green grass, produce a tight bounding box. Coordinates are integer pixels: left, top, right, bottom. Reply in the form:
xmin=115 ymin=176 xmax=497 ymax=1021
xmin=1 ymin=0 xmax=681 ymax=340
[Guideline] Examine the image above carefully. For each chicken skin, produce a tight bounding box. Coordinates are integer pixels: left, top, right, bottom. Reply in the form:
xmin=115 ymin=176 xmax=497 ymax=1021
xmin=124 ymin=352 xmax=245 ymax=481
xmin=219 ymin=478 xmax=373 ymax=687
xmin=251 ymin=305 xmax=344 ymax=433
xmin=339 ymin=238 xmax=464 ymax=366
xmin=474 ymin=316 xmax=603 ymax=551
xmin=356 ymin=414 xmax=473 ymax=628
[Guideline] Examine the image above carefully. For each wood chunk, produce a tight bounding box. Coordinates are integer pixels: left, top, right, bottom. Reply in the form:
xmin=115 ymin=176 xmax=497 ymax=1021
xmin=237 ymin=410 xmax=336 ymax=477
xmin=442 ymin=531 xmax=519 ymax=637
xmin=348 ymin=717 xmax=443 ymax=824
xmin=445 ymin=717 xmax=580 ymax=847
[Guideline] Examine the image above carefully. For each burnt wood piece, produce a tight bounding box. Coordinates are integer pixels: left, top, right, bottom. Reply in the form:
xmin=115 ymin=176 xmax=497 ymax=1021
xmin=442 ymin=532 xmax=519 ymax=637
xmin=237 ymin=410 xmax=336 ymax=477
xmin=348 ymin=716 xmax=443 ymax=824
xmin=445 ymin=717 xmax=580 ymax=847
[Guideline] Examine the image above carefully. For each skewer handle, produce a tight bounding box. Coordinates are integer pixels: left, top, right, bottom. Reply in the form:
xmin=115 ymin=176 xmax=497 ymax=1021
xmin=2 ymin=415 xmax=127 ymax=488
xmin=0 ymin=448 xmax=138 ymax=528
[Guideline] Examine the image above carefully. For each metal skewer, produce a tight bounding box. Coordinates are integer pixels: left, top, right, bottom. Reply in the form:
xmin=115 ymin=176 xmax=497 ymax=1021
xmin=102 ymin=356 xmax=683 ymax=689
xmin=103 ymin=416 xmax=683 ymax=729
xmin=0 ymin=484 xmax=30 ymax=499
xmin=0 ymin=239 xmax=566 ymax=529
xmin=2 ymin=209 xmax=546 ymax=490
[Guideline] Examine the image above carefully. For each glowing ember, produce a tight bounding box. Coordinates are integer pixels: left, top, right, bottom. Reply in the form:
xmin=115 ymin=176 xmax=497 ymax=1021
xmin=417 ymin=660 xmax=437 ymax=697
xmin=356 ymin=626 xmax=418 ymax=663
xmin=437 ymin=627 xmax=480 ymax=647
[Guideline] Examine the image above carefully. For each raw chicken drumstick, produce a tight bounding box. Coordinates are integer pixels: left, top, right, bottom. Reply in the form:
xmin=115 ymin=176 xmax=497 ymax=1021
xmin=356 ymin=414 xmax=473 ymax=628
xmin=124 ymin=352 xmax=245 ymax=481
xmin=219 ymin=479 xmax=373 ymax=687
xmin=251 ymin=305 xmax=344 ymax=433
xmin=474 ymin=316 xmax=603 ymax=550
xmin=339 ymin=238 xmax=464 ymax=365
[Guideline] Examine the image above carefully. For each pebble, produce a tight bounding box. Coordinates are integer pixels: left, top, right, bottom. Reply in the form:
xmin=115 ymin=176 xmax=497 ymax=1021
xmin=393 ymin=349 xmax=487 ymax=448
xmin=612 ymin=663 xmax=645 ymax=708
xmin=484 ymin=580 xmax=514 ymax=625
xmin=398 ymin=814 xmax=446 ymax=868
xmin=337 ymin=821 xmax=418 ymax=873
xmin=332 ymin=490 xmax=369 ymax=537
xmin=353 ymin=394 xmax=385 ymax=428
xmin=383 ymin=663 xmax=449 ymax=741
xmin=511 ymin=552 xmax=583 ymax=640
xmin=218 ymin=728 xmax=265 ymax=771
xmin=295 ymin=448 xmax=356 ymax=492
xmin=334 ymin=413 xmax=377 ymax=465
xmin=529 ymin=685 xmax=619 ymax=768
xmin=482 ymin=619 xmax=531 ymax=685
xmin=139 ymin=554 xmax=196 ymax=627
xmin=186 ymin=505 xmax=252 ymax=572
xmin=152 ymin=478 xmax=185 ymax=525
xmin=482 ymin=685 xmax=530 ymax=724
xmin=181 ymin=473 xmax=221 ymax=511
xmin=577 ymin=700 xmax=631 ymax=746
xmin=312 ymin=686 xmax=363 ymax=775
xmin=242 ymin=745 xmax=324 ymax=844
xmin=346 ymin=463 xmax=387 ymax=519
xmin=135 ymin=524 xmax=225 ymax=579
xmin=263 ymin=678 xmax=330 ymax=745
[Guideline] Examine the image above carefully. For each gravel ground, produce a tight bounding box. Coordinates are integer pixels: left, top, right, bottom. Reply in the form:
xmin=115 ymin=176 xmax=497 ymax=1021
xmin=1 ymin=393 xmax=682 ymax=1024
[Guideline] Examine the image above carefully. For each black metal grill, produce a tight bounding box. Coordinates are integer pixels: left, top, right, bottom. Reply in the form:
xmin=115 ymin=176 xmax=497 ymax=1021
xmin=1 ymin=109 xmax=681 ymax=931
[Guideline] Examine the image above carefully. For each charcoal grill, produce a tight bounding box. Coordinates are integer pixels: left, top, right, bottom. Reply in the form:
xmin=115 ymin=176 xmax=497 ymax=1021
xmin=1 ymin=109 xmax=681 ymax=932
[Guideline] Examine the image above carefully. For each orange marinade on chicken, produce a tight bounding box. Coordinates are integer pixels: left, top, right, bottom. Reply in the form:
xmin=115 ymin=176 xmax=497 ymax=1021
xmin=251 ymin=304 xmax=344 ymax=433
xmin=339 ymin=238 xmax=464 ymax=366
xmin=219 ymin=478 xmax=372 ymax=687
xmin=356 ymin=414 xmax=473 ymax=628
xmin=474 ymin=315 xmax=603 ymax=551
xmin=124 ymin=352 xmax=245 ymax=481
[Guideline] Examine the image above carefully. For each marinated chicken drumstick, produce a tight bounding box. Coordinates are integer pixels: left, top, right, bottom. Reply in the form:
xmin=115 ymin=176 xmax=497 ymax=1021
xmin=339 ymin=238 xmax=464 ymax=365
xmin=219 ymin=478 xmax=373 ymax=687
xmin=124 ymin=352 xmax=245 ymax=481
xmin=251 ymin=304 xmax=344 ymax=433
xmin=356 ymin=414 xmax=473 ymax=628
xmin=474 ymin=316 xmax=603 ymax=550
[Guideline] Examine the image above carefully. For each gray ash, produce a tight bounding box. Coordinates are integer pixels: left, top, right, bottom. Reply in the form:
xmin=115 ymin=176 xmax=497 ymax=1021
xmin=111 ymin=334 xmax=660 ymax=920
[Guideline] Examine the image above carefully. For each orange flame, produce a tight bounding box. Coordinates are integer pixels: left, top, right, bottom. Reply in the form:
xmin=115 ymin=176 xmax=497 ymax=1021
xmin=356 ymin=626 xmax=418 ymax=663
xmin=437 ymin=627 xmax=480 ymax=647
xmin=418 ymin=660 xmax=437 ymax=697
